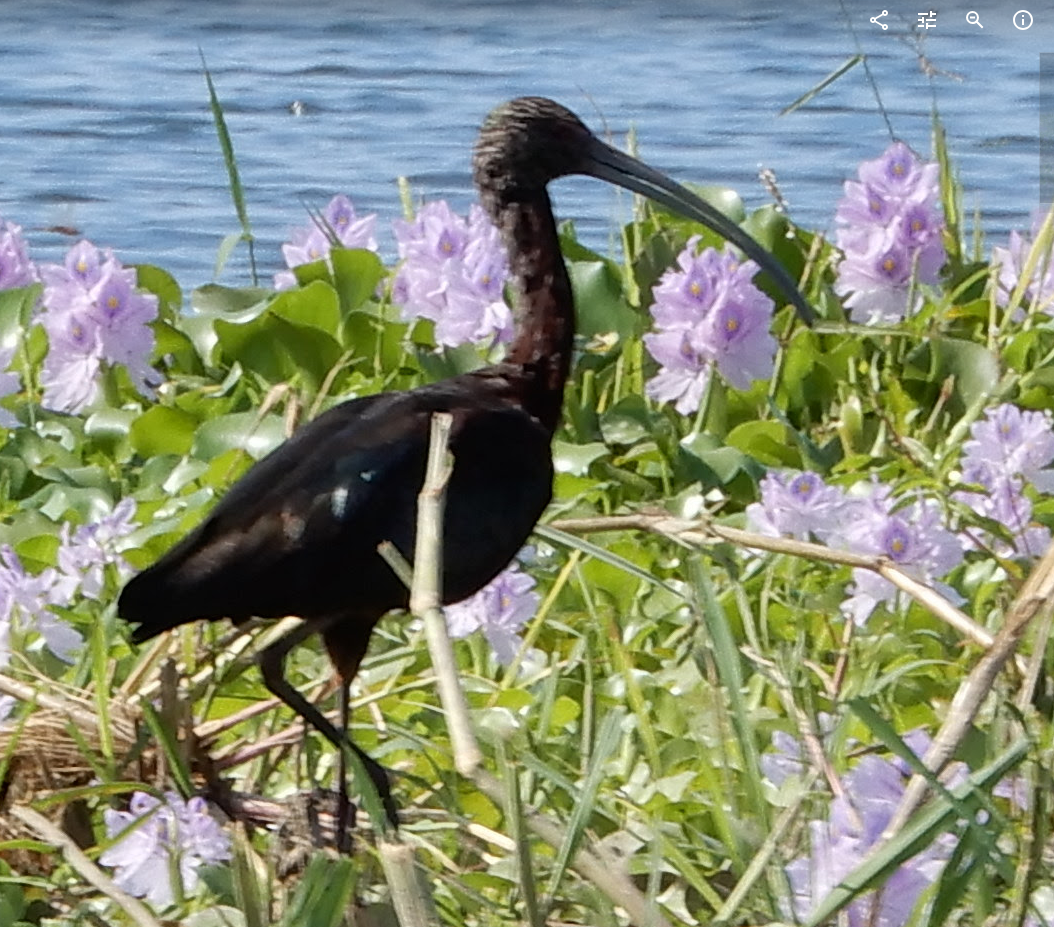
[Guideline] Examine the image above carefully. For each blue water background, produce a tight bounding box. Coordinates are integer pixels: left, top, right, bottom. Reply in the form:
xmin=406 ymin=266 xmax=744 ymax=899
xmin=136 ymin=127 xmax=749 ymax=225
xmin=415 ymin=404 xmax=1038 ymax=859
xmin=1 ymin=0 xmax=1052 ymax=288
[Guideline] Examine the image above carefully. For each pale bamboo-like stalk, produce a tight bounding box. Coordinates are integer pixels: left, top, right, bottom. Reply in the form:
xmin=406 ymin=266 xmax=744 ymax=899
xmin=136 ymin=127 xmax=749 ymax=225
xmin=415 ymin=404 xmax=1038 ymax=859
xmin=880 ymin=537 xmax=1054 ymax=838
xmin=412 ymin=413 xmax=482 ymax=776
xmin=410 ymin=413 xmax=674 ymax=927
xmin=550 ymin=512 xmax=1017 ymax=665
xmin=378 ymin=838 xmax=440 ymax=927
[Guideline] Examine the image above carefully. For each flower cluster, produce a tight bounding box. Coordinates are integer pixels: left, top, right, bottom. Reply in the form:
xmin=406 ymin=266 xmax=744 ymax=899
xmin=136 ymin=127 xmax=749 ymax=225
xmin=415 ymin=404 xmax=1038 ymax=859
xmin=769 ymin=727 xmax=959 ymax=926
xmin=992 ymin=213 xmax=1054 ymax=311
xmin=834 ymin=142 xmax=945 ymax=324
xmin=445 ymin=562 xmax=540 ymax=664
xmin=0 ymin=217 xmax=36 ymax=290
xmin=392 ymin=200 xmax=512 ymax=348
xmin=100 ymin=791 xmax=231 ymax=908
xmin=0 ymin=499 xmax=137 ymax=712
xmin=38 ymin=240 xmax=159 ymax=413
xmin=745 ymin=471 xmax=845 ymax=541
xmin=954 ymin=403 xmax=1054 ymax=557
xmin=643 ymin=239 xmax=777 ymax=414
xmin=274 ymin=193 xmax=378 ymax=290
xmin=747 ymin=472 xmax=963 ymax=625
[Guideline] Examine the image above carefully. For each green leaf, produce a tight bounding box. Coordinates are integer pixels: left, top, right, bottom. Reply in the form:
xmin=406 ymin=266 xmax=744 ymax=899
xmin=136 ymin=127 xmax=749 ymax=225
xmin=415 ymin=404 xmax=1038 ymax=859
xmin=214 ymin=231 xmax=245 ymax=279
xmin=213 ymin=283 xmax=343 ymax=388
xmin=552 ymin=440 xmax=609 ymax=476
xmin=130 ymin=405 xmax=198 ymax=457
xmin=599 ymin=395 xmax=654 ymax=445
xmin=568 ymin=259 xmax=638 ymax=341
xmin=135 ymin=264 xmax=183 ymax=317
xmin=84 ymin=407 xmax=136 ymax=457
xmin=201 ymin=52 xmax=255 ymax=282
xmin=192 ymin=283 xmax=272 ymax=319
xmin=725 ymin=419 xmax=798 ymax=467
xmin=330 ymin=247 xmax=386 ymax=314
xmin=0 ymin=285 xmax=40 ymax=348
xmin=903 ymin=337 xmax=1001 ymax=413
xmin=281 ymin=853 xmax=356 ymax=927
xmin=191 ymin=412 xmax=287 ymax=460
xmin=779 ymin=54 xmax=863 ymax=115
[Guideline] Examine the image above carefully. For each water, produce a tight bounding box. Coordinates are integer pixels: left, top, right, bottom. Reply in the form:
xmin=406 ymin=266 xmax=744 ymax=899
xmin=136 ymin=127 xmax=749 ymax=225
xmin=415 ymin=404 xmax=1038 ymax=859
xmin=0 ymin=0 xmax=1052 ymax=288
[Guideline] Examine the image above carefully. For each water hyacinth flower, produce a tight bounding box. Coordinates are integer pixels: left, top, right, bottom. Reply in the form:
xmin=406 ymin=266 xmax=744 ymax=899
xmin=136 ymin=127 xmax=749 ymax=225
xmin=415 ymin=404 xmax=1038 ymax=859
xmin=834 ymin=142 xmax=945 ymax=324
xmin=954 ymin=403 xmax=1054 ymax=557
xmin=56 ymin=497 xmax=139 ymax=600
xmin=100 ymin=791 xmax=231 ymax=908
xmin=0 ymin=217 xmax=36 ymax=290
xmin=992 ymin=213 xmax=1054 ymax=311
xmin=745 ymin=469 xmax=963 ymax=625
xmin=0 ymin=500 xmax=138 ymax=666
xmin=445 ymin=562 xmax=539 ymax=664
xmin=746 ymin=470 xmax=847 ymax=541
xmin=37 ymin=240 xmax=159 ymax=413
xmin=393 ymin=200 xmax=513 ymax=348
xmin=643 ymin=239 xmax=777 ymax=414
xmin=779 ymin=731 xmax=957 ymax=926
xmin=0 ymin=545 xmax=82 ymax=662
xmin=274 ymin=193 xmax=378 ymax=289
xmin=835 ymin=484 xmax=963 ymax=626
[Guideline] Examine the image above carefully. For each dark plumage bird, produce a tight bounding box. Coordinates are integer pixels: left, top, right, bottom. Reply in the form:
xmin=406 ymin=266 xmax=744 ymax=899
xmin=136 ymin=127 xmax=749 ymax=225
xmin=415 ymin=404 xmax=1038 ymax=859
xmin=119 ymin=96 xmax=812 ymax=831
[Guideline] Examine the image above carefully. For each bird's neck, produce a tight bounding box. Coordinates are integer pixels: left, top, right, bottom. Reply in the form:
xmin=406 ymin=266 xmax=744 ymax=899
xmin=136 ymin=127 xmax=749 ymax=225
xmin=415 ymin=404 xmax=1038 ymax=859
xmin=497 ymin=193 xmax=574 ymax=434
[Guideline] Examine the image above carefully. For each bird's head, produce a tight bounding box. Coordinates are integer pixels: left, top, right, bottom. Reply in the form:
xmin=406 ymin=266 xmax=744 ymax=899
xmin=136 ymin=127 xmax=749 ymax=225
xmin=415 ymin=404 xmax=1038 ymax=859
xmin=473 ymin=97 xmax=598 ymax=204
xmin=472 ymin=96 xmax=814 ymax=325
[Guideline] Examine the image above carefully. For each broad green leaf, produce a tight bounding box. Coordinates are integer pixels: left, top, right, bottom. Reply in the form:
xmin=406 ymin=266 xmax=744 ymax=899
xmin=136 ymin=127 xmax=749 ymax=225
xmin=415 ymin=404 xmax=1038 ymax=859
xmin=130 ymin=405 xmax=198 ymax=457
xmin=135 ymin=264 xmax=183 ymax=317
xmin=725 ymin=419 xmax=798 ymax=466
xmin=330 ymin=247 xmax=386 ymax=314
xmin=191 ymin=412 xmax=287 ymax=460
xmin=552 ymin=440 xmax=609 ymax=476
xmin=569 ymin=259 xmax=638 ymax=341
xmin=600 ymin=395 xmax=653 ymax=445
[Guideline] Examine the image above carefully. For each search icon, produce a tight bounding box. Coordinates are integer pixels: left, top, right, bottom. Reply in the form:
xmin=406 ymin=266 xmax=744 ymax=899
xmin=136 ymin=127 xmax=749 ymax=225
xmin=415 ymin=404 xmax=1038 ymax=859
xmin=966 ymin=10 xmax=983 ymax=26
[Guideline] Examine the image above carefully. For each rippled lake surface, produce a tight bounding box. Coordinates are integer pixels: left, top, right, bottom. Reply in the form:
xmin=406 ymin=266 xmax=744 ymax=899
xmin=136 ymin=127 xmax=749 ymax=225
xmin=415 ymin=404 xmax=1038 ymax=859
xmin=1 ymin=0 xmax=1052 ymax=287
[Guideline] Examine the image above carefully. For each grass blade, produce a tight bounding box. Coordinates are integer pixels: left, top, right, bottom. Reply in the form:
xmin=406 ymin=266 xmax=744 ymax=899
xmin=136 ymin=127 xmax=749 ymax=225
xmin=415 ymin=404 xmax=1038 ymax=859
xmin=780 ymin=55 xmax=863 ymax=115
xmin=200 ymin=51 xmax=257 ymax=283
xmin=803 ymin=740 xmax=1028 ymax=927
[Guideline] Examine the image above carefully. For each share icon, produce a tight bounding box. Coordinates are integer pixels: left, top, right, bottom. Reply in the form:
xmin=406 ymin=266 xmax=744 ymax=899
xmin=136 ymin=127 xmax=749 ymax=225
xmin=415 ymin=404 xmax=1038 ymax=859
xmin=871 ymin=9 xmax=889 ymax=29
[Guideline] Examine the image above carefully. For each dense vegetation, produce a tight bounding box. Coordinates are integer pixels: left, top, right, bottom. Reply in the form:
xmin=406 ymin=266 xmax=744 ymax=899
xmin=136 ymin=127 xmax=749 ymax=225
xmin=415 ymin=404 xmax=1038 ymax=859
xmin=0 ymin=83 xmax=1053 ymax=927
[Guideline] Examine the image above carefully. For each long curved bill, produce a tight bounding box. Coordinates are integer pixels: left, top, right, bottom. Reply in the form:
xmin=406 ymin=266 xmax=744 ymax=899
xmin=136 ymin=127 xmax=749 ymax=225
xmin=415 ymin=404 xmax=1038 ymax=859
xmin=583 ymin=136 xmax=815 ymax=325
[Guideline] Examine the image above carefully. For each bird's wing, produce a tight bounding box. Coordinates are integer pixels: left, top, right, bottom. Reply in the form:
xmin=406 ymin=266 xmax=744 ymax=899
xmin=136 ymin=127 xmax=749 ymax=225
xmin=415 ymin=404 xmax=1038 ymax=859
xmin=121 ymin=377 xmax=548 ymax=633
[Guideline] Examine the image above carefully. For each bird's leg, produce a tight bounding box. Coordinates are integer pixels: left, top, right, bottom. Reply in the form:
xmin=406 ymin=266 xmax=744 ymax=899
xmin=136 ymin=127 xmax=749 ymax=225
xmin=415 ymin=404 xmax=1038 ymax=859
xmin=258 ymin=617 xmax=398 ymax=830
xmin=336 ymin=680 xmax=352 ymax=853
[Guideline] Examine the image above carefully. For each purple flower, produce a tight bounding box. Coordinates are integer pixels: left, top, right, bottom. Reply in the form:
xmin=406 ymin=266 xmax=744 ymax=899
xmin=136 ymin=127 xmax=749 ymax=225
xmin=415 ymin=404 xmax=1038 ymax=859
xmin=954 ymin=404 xmax=1054 ymax=557
xmin=781 ymin=728 xmax=956 ymax=926
xmin=0 ymin=546 xmax=82 ymax=662
xmin=834 ymin=486 xmax=963 ymax=626
xmin=38 ymin=241 xmax=159 ymax=413
xmin=856 ymin=142 xmax=940 ymax=205
xmin=57 ymin=498 xmax=138 ymax=599
xmin=0 ymin=503 xmax=137 ymax=668
xmin=0 ymin=218 xmax=36 ymax=290
xmin=643 ymin=240 xmax=776 ymax=413
xmin=274 ymin=194 xmax=378 ymax=289
xmin=992 ymin=214 xmax=1054 ymax=310
xmin=445 ymin=562 xmax=539 ymax=664
xmin=961 ymin=404 xmax=1054 ymax=491
xmin=100 ymin=791 xmax=231 ymax=908
xmin=834 ymin=143 xmax=945 ymax=324
xmin=746 ymin=470 xmax=847 ymax=541
xmin=393 ymin=201 xmax=512 ymax=348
